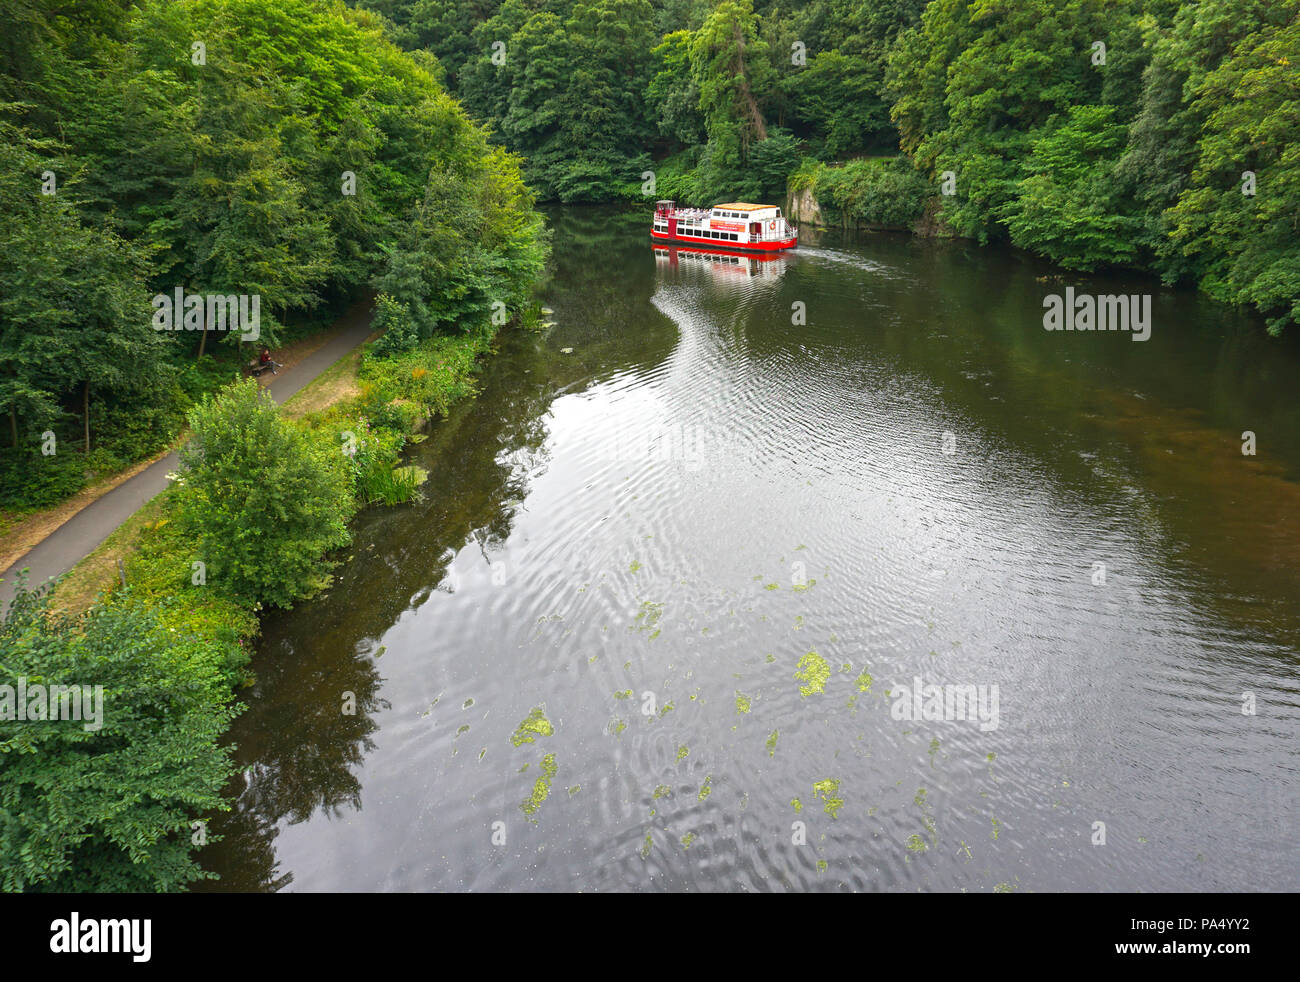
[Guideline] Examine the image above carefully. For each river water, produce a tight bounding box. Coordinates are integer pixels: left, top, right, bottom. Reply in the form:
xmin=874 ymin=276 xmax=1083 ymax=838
xmin=200 ymin=207 xmax=1300 ymax=892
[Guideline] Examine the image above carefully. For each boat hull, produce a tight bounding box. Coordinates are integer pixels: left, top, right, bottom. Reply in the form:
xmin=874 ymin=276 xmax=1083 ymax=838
xmin=650 ymin=230 xmax=796 ymax=252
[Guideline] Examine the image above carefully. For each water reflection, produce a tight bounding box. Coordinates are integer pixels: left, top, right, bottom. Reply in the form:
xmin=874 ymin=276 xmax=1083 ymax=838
xmin=200 ymin=206 xmax=1300 ymax=892
xmin=653 ymin=245 xmax=788 ymax=282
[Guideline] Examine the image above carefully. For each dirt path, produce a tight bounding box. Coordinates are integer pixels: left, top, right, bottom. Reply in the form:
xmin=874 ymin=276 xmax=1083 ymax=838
xmin=0 ymin=297 xmax=375 ymax=607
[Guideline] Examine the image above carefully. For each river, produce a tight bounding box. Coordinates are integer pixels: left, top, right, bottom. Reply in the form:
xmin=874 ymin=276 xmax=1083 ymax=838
xmin=199 ymin=206 xmax=1300 ymax=892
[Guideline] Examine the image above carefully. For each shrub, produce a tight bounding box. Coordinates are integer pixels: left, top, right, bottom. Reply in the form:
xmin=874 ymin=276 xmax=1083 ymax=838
xmin=0 ymin=585 xmax=240 ymax=892
xmin=174 ymin=379 xmax=352 ymax=608
xmin=370 ymin=294 xmax=419 ymax=357
xmin=815 ymin=157 xmax=934 ymax=229
xmin=0 ymin=447 xmax=87 ymax=510
xmin=359 ymin=329 xmax=491 ymax=418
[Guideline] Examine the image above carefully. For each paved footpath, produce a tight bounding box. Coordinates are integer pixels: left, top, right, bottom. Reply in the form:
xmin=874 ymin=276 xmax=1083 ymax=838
xmin=0 ymin=298 xmax=374 ymax=608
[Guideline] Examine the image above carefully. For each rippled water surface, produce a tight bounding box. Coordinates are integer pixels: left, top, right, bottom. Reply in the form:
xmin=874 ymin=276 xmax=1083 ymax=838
xmin=202 ymin=208 xmax=1300 ymax=892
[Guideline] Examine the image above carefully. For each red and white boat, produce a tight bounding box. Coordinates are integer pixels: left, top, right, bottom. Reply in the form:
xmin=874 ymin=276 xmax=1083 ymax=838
xmin=652 ymin=200 xmax=797 ymax=252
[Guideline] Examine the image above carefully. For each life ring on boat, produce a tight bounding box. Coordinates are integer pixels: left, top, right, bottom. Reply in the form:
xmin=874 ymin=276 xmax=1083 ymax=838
xmin=768 ymin=221 xmax=777 ymax=231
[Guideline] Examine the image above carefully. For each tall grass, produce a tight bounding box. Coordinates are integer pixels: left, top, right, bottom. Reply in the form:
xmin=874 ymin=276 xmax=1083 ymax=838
xmin=356 ymin=462 xmax=428 ymax=505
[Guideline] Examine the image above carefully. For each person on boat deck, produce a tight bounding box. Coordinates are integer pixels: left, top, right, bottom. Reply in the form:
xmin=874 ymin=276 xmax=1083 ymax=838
xmin=259 ymin=345 xmax=280 ymax=375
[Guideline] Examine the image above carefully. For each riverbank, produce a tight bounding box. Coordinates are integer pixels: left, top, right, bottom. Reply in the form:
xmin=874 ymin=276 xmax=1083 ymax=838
xmin=45 ymin=320 xmax=384 ymax=616
xmin=1 ymin=311 xmax=519 ymax=891
xmin=52 ymin=318 xmax=507 ymax=619
xmin=0 ymin=301 xmax=379 ymax=607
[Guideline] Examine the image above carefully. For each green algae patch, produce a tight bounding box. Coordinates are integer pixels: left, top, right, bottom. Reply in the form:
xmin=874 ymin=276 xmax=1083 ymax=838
xmin=675 ymin=745 xmax=689 ymax=762
xmin=915 ymin=788 xmax=938 ymax=845
xmin=735 ymin=692 xmax=752 ymax=714
xmin=855 ymin=670 xmax=872 ymax=693
xmin=641 ymin=832 xmax=653 ymax=859
xmin=766 ymin=729 xmax=779 ymax=756
xmin=794 ymin=651 xmax=831 ymax=697
xmin=629 ymin=560 xmax=642 ymax=573
xmin=680 ymin=832 xmax=697 ymax=849
xmin=792 ymin=579 xmax=816 ymax=592
xmin=462 ymin=698 xmax=474 ymax=708
xmin=521 ymin=753 xmax=558 ymax=819
xmin=659 ymin=701 xmax=675 ymax=717
xmin=521 ymin=778 xmax=548 ymax=817
xmin=907 ymin=834 xmax=928 ymax=853
xmin=698 ymin=775 xmax=712 ymax=800
xmin=790 ymin=798 xmax=803 ymax=813
xmin=816 ymin=859 xmax=828 ymax=872
xmin=511 ymin=707 xmax=554 ymax=746
xmin=609 ymin=718 xmax=627 ymax=735
xmin=455 ymin=724 xmax=470 ymax=738
xmin=813 ymin=778 xmax=843 ymax=818
xmin=632 ymin=600 xmax=664 ymax=634
xmin=764 ymin=582 xmax=779 ymax=591
xmin=614 ymin=689 xmax=632 ymax=699
xmin=568 ymin=785 xmax=581 ymax=796
xmin=653 ymin=784 xmax=672 ymax=799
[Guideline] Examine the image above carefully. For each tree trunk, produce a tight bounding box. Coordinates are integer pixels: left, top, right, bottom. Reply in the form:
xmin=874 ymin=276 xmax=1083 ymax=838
xmin=731 ymin=20 xmax=767 ymax=146
xmin=197 ymin=296 xmax=208 ymax=360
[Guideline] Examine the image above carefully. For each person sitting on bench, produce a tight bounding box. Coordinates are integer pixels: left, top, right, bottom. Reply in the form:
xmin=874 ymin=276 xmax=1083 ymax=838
xmin=259 ymin=346 xmax=282 ymax=376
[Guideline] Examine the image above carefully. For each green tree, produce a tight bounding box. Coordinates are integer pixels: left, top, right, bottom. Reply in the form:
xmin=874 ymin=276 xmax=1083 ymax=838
xmin=0 ymin=586 xmax=240 ymax=892
xmin=175 ymin=379 xmax=352 ymax=607
xmin=650 ymin=30 xmax=707 ymax=147
xmin=0 ymin=115 xmax=164 ymax=454
xmin=1164 ymin=2 xmax=1299 ymax=333
xmin=1005 ymin=104 xmax=1141 ymax=269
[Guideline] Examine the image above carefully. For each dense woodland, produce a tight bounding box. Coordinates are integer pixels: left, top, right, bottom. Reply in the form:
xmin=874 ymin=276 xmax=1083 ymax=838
xmin=0 ymin=0 xmax=547 ymax=512
xmin=360 ymin=0 xmax=1297 ymax=335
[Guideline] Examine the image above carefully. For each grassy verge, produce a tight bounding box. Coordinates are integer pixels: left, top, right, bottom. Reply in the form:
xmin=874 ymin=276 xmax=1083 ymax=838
xmin=0 ymin=314 xmax=369 ymax=562
xmin=282 ymin=330 xmax=378 ymax=420
xmin=53 ymin=322 xmax=504 ymax=622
